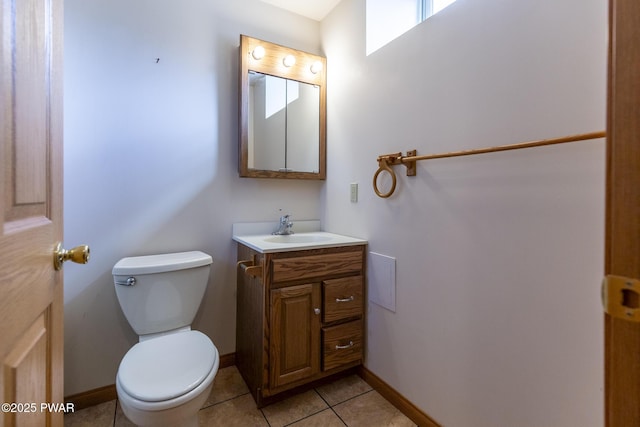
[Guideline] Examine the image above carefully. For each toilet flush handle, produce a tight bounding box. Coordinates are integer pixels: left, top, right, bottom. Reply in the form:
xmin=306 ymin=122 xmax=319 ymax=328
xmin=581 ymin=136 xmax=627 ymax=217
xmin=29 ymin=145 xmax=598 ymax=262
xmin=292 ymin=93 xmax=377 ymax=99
xmin=115 ymin=277 xmax=137 ymax=286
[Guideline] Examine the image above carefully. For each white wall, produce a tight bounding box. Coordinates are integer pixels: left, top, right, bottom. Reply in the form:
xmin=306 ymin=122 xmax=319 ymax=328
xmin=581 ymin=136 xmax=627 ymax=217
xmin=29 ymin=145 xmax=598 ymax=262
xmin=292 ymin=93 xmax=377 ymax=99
xmin=321 ymin=0 xmax=606 ymax=426
xmin=63 ymin=0 xmax=323 ymax=396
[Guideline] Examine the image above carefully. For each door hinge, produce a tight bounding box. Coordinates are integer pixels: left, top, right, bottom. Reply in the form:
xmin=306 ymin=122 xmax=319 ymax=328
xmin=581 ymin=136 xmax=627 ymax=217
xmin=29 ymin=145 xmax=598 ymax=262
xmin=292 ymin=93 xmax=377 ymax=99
xmin=602 ymin=275 xmax=640 ymax=322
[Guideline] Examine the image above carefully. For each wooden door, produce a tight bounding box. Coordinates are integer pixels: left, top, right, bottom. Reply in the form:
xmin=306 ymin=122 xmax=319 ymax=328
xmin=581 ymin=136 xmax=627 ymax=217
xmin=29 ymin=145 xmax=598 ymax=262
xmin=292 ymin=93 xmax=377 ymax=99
xmin=0 ymin=0 xmax=64 ymax=426
xmin=270 ymin=283 xmax=321 ymax=389
xmin=605 ymin=0 xmax=640 ymax=425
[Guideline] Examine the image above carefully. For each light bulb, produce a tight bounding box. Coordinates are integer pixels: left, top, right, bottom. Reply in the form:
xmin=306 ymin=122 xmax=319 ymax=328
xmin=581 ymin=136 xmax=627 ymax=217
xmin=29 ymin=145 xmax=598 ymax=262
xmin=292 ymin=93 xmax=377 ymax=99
xmin=283 ymin=54 xmax=296 ymax=67
xmin=310 ymin=61 xmax=323 ymax=74
xmin=251 ymin=46 xmax=265 ymax=60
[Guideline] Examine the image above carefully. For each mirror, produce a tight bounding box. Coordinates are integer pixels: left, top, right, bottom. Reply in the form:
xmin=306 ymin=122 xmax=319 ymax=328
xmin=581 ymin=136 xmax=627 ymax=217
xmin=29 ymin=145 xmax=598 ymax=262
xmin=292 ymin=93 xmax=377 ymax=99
xmin=248 ymin=72 xmax=320 ymax=172
xmin=239 ymin=35 xmax=326 ymax=179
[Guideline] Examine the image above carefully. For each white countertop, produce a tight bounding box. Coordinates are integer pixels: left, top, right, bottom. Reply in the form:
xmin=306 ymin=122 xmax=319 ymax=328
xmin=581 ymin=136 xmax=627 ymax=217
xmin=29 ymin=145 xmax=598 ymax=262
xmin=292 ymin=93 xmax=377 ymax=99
xmin=232 ymin=221 xmax=367 ymax=253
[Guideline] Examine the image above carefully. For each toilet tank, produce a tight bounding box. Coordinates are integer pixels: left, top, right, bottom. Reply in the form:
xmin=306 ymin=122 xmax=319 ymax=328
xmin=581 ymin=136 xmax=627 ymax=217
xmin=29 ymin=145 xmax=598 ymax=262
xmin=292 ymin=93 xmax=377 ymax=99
xmin=113 ymin=251 xmax=213 ymax=337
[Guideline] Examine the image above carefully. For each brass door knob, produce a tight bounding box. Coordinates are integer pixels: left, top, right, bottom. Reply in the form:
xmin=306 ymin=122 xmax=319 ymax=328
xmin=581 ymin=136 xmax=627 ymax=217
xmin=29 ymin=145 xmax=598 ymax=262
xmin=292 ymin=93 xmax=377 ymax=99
xmin=53 ymin=242 xmax=90 ymax=271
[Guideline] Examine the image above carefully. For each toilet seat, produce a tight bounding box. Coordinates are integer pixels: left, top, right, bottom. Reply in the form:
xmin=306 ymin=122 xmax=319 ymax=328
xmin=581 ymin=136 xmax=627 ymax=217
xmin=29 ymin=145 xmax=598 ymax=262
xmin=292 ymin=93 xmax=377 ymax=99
xmin=117 ymin=330 xmax=216 ymax=402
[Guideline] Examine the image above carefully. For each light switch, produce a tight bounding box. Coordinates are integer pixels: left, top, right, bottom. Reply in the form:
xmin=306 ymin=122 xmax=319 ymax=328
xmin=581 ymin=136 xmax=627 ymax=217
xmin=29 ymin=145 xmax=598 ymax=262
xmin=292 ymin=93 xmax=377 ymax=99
xmin=350 ymin=183 xmax=358 ymax=203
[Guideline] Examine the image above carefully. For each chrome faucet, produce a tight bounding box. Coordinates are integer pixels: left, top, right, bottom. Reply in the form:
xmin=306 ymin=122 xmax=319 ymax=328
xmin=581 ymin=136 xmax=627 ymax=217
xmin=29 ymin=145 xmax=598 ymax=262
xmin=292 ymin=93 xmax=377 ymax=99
xmin=273 ymin=214 xmax=294 ymax=235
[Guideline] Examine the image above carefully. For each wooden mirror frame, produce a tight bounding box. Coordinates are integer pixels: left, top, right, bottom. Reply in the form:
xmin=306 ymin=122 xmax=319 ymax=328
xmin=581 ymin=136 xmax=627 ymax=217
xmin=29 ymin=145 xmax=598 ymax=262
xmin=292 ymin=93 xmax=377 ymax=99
xmin=239 ymin=35 xmax=327 ymax=179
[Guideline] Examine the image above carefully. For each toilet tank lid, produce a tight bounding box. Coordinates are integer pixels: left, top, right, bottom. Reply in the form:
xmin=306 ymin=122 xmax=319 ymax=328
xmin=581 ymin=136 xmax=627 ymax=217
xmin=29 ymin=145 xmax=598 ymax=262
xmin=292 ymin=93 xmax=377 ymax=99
xmin=112 ymin=251 xmax=212 ymax=275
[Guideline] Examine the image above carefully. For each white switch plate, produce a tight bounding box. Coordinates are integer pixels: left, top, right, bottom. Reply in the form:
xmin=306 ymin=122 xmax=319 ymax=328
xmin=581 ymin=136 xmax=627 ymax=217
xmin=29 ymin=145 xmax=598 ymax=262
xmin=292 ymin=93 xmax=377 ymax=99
xmin=350 ymin=182 xmax=358 ymax=202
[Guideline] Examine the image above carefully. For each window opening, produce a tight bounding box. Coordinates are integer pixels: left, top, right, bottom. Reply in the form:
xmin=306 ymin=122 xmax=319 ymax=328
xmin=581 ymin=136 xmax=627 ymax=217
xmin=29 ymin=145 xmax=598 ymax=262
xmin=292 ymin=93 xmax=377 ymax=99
xmin=367 ymin=0 xmax=457 ymax=55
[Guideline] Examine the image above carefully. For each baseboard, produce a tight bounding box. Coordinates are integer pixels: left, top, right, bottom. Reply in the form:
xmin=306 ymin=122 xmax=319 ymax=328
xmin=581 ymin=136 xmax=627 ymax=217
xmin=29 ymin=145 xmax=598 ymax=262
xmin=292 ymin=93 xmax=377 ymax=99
xmin=219 ymin=352 xmax=236 ymax=368
xmin=65 ymin=384 xmax=117 ymax=411
xmin=357 ymin=366 xmax=441 ymax=427
xmin=65 ymin=352 xmax=236 ymax=411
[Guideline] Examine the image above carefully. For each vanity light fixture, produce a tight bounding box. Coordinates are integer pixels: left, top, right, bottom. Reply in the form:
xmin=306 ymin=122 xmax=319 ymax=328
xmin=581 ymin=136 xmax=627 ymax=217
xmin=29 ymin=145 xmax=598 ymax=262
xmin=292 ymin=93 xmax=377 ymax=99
xmin=310 ymin=60 xmax=323 ymax=74
xmin=283 ymin=54 xmax=296 ymax=67
xmin=251 ymin=45 xmax=265 ymax=60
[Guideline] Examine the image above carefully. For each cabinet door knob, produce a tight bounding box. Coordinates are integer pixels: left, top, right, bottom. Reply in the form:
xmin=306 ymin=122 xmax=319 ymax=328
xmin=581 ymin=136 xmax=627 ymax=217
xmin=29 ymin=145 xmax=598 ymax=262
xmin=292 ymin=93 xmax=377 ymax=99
xmin=314 ymin=308 xmax=321 ymax=315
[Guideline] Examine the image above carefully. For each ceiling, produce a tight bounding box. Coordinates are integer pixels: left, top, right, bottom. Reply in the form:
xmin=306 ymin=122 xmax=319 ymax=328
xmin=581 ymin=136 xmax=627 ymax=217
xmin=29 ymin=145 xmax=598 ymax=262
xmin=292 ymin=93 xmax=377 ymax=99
xmin=258 ymin=0 xmax=343 ymax=21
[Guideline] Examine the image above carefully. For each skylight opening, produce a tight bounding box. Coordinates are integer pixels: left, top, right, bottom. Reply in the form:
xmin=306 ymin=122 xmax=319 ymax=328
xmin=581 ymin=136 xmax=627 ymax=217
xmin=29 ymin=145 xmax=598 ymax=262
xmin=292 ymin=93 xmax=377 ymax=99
xmin=367 ymin=0 xmax=457 ymax=55
xmin=433 ymin=0 xmax=456 ymax=14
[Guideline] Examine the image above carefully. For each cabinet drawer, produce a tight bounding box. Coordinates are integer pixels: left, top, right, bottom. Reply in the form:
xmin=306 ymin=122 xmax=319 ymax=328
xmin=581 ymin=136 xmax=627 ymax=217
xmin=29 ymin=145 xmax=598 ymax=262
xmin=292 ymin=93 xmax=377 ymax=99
xmin=272 ymin=250 xmax=363 ymax=284
xmin=323 ymin=277 xmax=363 ymax=323
xmin=322 ymin=320 xmax=363 ymax=371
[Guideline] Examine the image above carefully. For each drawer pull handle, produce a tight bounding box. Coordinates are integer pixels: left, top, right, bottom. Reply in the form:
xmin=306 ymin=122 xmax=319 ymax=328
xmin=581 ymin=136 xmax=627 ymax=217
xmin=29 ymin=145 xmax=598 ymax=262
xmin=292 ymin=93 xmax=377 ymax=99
xmin=336 ymin=296 xmax=355 ymax=303
xmin=335 ymin=341 xmax=354 ymax=350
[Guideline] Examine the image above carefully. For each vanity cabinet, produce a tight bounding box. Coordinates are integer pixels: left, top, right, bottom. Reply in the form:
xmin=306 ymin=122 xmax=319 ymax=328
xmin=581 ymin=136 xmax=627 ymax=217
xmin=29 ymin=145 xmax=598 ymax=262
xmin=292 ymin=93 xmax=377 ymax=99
xmin=236 ymin=243 xmax=366 ymax=406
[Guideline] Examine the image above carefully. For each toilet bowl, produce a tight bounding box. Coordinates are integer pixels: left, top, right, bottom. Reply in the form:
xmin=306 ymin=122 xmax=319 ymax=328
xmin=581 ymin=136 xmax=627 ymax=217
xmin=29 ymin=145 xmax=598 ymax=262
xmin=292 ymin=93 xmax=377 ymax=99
xmin=113 ymin=251 xmax=218 ymax=427
xmin=116 ymin=330 xmax=219 ymax=427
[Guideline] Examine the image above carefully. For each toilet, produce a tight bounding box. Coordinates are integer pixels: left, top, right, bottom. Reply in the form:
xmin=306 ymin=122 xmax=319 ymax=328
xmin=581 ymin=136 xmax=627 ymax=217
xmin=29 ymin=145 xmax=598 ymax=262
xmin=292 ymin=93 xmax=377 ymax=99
xmin=113 ymin=251 xmax=219 ymax=427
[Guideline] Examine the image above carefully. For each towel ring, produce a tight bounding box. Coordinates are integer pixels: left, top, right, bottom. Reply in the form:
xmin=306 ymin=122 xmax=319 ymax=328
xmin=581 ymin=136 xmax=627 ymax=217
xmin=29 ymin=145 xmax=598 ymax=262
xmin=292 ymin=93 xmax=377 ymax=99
xmin=373 ymin=159 xmax=397 ymax=198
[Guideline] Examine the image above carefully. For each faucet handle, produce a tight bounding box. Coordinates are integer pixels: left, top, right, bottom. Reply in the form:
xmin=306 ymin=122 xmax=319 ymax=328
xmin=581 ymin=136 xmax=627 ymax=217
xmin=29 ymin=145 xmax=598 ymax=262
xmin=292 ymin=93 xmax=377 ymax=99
xmin=273 ymin=214 xmax=294 ymax=235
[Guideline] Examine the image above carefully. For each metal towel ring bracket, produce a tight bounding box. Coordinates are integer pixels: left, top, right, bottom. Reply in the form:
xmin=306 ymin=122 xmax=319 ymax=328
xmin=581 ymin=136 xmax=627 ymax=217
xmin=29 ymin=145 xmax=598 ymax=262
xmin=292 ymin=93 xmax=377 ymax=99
xmin=373 ymin=150 xmax=417 ymax=198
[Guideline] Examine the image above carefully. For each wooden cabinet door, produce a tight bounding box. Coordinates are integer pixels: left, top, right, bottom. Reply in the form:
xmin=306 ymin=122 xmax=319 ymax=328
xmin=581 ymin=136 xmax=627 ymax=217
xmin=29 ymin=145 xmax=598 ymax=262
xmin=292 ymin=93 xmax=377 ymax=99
xmin=0 ymin=0 xmax=64 ymax=425
xmin=270 ymin=283 xmax=321 ymax=389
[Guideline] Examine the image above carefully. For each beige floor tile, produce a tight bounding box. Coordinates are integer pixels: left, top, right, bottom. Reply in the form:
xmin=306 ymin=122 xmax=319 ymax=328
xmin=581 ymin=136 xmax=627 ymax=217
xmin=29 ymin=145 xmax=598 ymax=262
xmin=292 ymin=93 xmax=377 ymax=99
xmin=203 ymin=365 xmax=250 ymax=407
xmin=289 ymin=408 xmax=347 ymax=427
xmin=315 ymin=375 xmax=373 ymax=406
xmin=63 ymin=400 xmax=116 ymax=427
xmin=261 ymin=390 xmax=328 ymax=427
xmin=114 ymin=400 xmax=136 ymax=427
xmin=64 ymin=368 xmax=418 ymax=427
xmin=333 ymin=391 xmax=416 ymax=427
xmin=198 ymin=393 xmax=268 ymax=427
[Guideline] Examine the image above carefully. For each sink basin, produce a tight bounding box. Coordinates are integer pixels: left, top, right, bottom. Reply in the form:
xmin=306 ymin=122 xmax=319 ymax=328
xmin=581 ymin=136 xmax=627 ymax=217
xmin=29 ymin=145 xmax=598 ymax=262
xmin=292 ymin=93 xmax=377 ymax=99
xmin=232 ymin=227 xmax=367 ymax=253
xmin=263 ymin=234 xmax=332 ymax=244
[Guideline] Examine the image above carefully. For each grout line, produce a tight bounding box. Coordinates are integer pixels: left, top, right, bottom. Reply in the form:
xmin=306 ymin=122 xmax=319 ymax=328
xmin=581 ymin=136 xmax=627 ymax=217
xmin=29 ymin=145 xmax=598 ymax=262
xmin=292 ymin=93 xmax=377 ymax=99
xmin=280 ymin=407 xmax=344 ymax=427
xmin=330 ymin=407 xmax=349 ymax=427
xmin=330 ymin=388 xmax=374 ymax=408
xmin=327 ymin=389 xmax=376 ymax=427
xmin=266 ymin=390 xmax=328 ymax=427
xmin=260 ymin=409 xmax=272 ymax=427
xmin=326 ymin=390 xmax=375 ymax=427
xmin=199 ymin=391 xmax=251 ymax=411
xmin=313 ymin=385 xmax=368 ymax=427
xmin=313 ymin=375 xmax=376 ymax=409
xmin=315 ymin=389 xmax=348 ymax=427
xmin=315 ymin=387 xmax=331 ymax=407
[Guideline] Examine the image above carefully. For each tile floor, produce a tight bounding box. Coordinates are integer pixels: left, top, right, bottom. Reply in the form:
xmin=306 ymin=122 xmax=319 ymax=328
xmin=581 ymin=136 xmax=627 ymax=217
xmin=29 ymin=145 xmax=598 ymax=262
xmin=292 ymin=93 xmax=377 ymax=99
xmin=64 ymin=366 xmax=416 ymax=427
